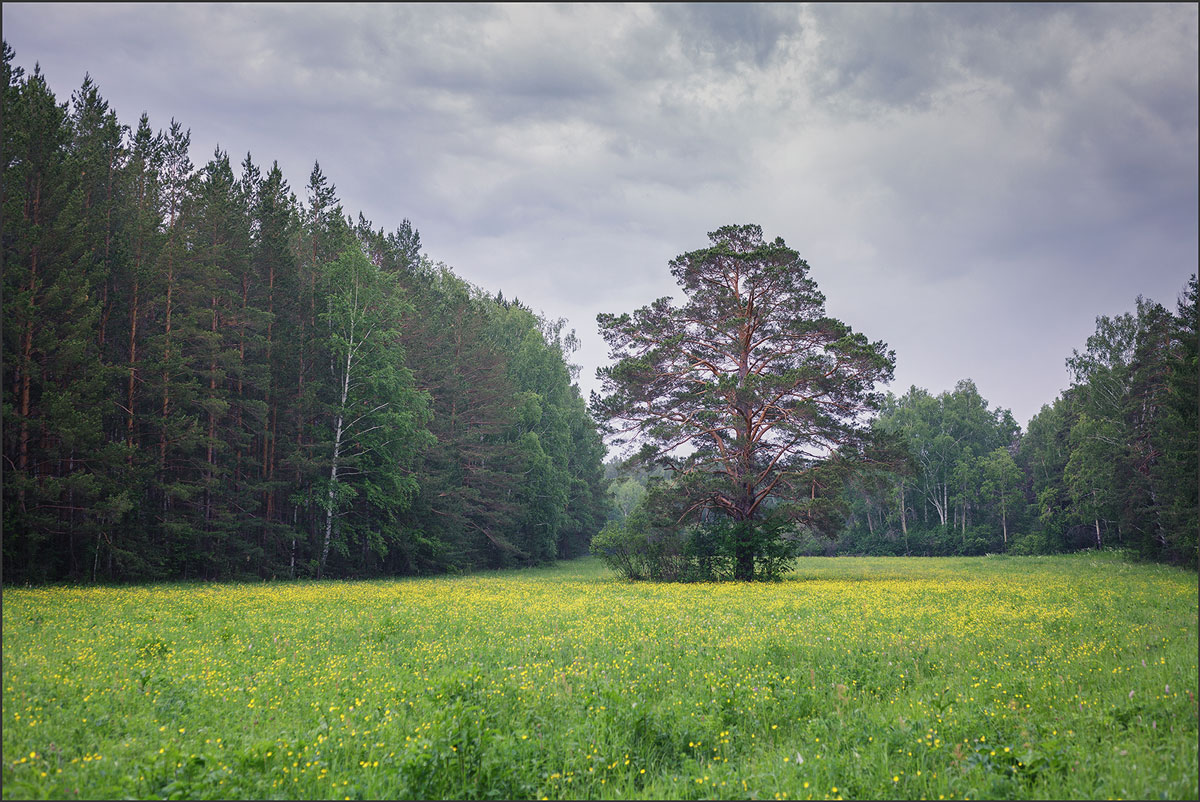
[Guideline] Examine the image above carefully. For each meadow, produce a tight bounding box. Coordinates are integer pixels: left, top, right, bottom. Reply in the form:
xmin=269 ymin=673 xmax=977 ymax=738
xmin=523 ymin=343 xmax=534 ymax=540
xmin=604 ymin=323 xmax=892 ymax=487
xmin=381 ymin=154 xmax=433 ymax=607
xmin=3 ymin=552 xmax=1196 ymax=800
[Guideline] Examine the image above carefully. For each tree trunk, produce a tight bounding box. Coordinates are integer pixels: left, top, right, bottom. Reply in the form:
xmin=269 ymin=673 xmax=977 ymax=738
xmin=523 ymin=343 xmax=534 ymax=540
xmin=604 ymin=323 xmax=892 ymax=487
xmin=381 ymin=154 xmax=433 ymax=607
xmin=267 ymin=406 xmax=277 ymax=519
xmin=1001 ymin=498 xmax=1007 ymax=547
xmin=236 ymin=271 xmax=247 ymax=488
xmin=99 ymin=145 xmax=116 ymax=348
xmin=205 ymin=294 xmax=218 ymax=524
xmin=733 ymin=517 xmax=755 ymax=581
xmin=930 ymin=488 xmax=946 ymax=527
xmin=19 ymin=311 xmax=33 ymax=480
xmin=262 ymin=259 xmax=275 ymax=525
xmin=126 ymin=279 xmax=139 ymax=462
xmin=18 ymin=234 xmax=39 ymax=506
xmin=160 ymin=253 xmax=174 ymax=467
xmin=93 ymin=532 xmax=102 ymax=583
xmin=319 ymin=398 xmax=346 ymax=578
xmin=319 ymin=326 xmax=355 ymax=579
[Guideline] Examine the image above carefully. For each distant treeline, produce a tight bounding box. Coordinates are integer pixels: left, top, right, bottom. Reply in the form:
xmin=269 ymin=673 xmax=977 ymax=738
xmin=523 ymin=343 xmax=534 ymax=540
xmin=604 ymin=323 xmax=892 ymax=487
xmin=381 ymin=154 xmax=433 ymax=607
xmin=607 ymin=277 xmax=1196 ymax=568
xmin=2 ymin=45 xmax=609 ymax=583
xmin=832 ymin=280 xmax=1197 ymax=565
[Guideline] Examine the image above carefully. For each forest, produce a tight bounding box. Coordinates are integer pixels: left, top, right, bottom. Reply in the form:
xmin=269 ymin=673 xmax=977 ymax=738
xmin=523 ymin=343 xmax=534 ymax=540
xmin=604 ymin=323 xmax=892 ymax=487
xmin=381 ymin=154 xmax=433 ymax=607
xmin=835 ymin=307 xmax=1197 ymax=564
xmin=2 ymin=46 xmax=609 ymax=583
xmin=602 ymin=283 xmax=1196 ymax=571
xmin=3 ymin=44 xmax=1196 ymax=585
xmin=593 ymin=224 xmax=1196 ymax=577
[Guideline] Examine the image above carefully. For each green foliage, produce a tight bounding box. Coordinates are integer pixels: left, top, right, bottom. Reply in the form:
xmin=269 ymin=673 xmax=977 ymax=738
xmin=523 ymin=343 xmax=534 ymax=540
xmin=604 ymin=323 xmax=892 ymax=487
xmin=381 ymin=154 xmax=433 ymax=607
xmin=594 ymin=224 xmax=894 ymax=580
xmin=1047 ymin=285 xmax=1197 ymax=565
xmin=608 ymin=476 xmax=647 ymax=521
xmin=841 ymin=381 xmax=1024 ymax=557
xmin=836 ymin=278 xmax=1197 ymax=568
xmin=591 ymin=481 xmax=691 ymax=581
xmin=0 ymin=44 xmax=607 ymax=583
xmin=592 ymin=481 xmax=800 ymax=582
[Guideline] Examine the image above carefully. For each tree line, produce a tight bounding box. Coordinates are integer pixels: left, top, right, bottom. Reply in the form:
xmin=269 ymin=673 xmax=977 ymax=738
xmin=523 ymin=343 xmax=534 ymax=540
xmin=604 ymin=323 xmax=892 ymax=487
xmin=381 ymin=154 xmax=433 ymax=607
xmin=593 ymin=222 xmax=1195 ymax=578
xmin=2 ymin=45 xmax=608 ymax=583
xmin=835 ymin=279 xmax=1196 ymax=566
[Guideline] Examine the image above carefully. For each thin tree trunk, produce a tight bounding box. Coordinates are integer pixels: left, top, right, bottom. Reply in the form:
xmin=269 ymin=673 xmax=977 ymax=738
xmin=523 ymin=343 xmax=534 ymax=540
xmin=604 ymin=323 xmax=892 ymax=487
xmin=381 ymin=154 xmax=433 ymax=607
xmin=262 ymin=259 xmax=275 ymax=522
xmin=67 ymin=450 xmax=77 ymax=575
xmin=206 ymin=294 xmax=218 ymax=524
xmin=18 ymin=182 xmax=41 ymax=498
xmin=1001 ymin=498 xmax=1007 ymax=547
xmin=19 ymin=312 xmax=33 ymax=479
xmin=319 ymin=352 xmax=351 ymax=578
xmin=160 ymin=254 xmax=174 ymax=467
xmin=236 ymin=271 xmax=247 ymax=487
xmin=126 ymin=279 xmax=139 ymax=462
xmin=929 ymin=487 xmax=946 ymax=527
xmin=98 ymin=145 xmax=117 ymax=349
xmin=267 ymin=405 xmax=277 ymax=520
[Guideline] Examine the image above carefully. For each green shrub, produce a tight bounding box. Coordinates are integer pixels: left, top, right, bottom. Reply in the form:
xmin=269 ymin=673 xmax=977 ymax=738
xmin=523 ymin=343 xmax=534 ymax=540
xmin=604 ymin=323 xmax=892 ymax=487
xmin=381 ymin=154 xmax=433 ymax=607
xmin=591 ymin=500 xmax=801 ymax=582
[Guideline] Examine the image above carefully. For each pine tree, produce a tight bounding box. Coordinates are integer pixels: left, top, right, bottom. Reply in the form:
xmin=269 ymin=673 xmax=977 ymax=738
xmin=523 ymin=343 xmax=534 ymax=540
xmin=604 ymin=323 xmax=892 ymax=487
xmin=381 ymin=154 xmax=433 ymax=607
xmin=249 ymin=160 xmax=300 ymax=574
xmin=1158 ymin=275 xmax=1198 ymax=564
xmin=176 ymin=148 xmax=253 ymax=574
xmin=595 ymin=225 xmax=895 ymax=579
xmin=400 ymin=264 xmax=523 ymax=570
xmin=2 ymin=57 xmax=111 ymax=579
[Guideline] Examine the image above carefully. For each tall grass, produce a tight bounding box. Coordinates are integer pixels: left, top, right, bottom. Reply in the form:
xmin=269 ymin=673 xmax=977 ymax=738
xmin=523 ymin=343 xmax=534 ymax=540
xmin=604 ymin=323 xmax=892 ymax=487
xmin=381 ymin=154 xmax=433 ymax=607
xmin=3 ymin=552 xmax=1196 ymax=799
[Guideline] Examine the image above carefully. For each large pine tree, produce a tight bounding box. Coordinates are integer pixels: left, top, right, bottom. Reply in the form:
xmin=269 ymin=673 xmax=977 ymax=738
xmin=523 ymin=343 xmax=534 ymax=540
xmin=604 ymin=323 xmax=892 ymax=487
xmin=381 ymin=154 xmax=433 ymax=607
xmin=594 ymin=224 xmax=895 ymax=580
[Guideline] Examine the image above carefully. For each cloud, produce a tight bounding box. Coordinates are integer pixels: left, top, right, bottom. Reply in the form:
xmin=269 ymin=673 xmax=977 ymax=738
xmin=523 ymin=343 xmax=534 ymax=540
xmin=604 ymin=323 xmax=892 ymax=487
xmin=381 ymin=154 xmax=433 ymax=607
xmin=3 ymin=2 xmax=1195 ymax=428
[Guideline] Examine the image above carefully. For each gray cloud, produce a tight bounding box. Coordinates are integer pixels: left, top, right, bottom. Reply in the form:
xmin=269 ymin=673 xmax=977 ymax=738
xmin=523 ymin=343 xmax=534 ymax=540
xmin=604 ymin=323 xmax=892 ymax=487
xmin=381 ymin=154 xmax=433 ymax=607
xmin=3 ymin=2 xmax=1195 ymax=429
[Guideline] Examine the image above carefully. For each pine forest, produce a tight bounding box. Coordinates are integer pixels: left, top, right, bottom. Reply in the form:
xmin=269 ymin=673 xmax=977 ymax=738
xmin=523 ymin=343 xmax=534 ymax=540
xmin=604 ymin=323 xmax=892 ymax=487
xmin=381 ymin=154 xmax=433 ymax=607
xmin=2 ymin=47 xmax=608 ymax=583
xmin=3 ymin=45 xmax=1196 ymax=585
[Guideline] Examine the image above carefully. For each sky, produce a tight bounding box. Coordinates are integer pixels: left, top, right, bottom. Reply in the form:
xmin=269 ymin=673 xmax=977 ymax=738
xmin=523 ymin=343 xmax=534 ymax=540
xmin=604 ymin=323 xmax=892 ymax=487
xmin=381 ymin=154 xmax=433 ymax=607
xmin=5 ymin=3 xmax=1197 ymax=431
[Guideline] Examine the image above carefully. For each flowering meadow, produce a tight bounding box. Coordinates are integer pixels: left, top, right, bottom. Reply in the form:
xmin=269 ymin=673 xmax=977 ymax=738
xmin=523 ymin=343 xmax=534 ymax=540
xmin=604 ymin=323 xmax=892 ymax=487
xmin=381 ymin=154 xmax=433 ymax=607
xmin=3 ymin=552 xmax=1196 ymax=800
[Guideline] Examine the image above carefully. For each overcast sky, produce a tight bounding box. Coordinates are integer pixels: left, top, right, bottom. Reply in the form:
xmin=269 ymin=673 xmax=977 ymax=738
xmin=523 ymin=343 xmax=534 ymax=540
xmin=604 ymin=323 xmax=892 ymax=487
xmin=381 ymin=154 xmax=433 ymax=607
xmin=5 ymin=3 xmax=1197 ymax=431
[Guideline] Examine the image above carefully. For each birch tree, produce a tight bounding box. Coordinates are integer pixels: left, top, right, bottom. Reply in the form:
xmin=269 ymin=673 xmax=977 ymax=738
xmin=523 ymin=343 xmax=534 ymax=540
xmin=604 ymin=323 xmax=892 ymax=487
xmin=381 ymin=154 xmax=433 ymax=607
xmin=315 ymin=241 xmax=429 ymax=578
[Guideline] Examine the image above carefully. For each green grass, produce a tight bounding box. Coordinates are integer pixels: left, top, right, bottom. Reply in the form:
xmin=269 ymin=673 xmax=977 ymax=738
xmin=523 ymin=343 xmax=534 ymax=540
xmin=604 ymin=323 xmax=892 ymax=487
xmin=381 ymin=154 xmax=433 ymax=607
xmin=3 ymin=552 xmax=1197 ymax=800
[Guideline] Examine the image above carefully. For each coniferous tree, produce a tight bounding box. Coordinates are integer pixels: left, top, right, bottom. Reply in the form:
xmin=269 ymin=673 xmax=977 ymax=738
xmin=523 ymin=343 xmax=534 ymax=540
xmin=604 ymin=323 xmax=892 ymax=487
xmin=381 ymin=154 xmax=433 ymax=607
xmin=250 ymin=161 xmax=301 ymax=572
xmin=1 ymin=47 xmax=610 ymax=582
xmin=1158 ymin=276 xmax=1198 ymax=565
xmin=594 ymin=224 xmax=895 ymax=579
xmin=180 ymin=149 xmax=253 ymax=574
xmin=400 ymin=263 xmax=524 ymax=569
xmin=2 ymin=58 xmax=111 ymax=579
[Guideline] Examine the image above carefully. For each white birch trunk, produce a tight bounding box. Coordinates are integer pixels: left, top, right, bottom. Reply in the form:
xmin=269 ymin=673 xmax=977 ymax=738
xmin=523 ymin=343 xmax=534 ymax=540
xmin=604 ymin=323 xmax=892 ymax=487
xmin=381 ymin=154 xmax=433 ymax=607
xmin=319 ymin=341 xmax=352 ymax=578
xmin=319 ymin=278 xmax=358 ymax=579
xmin=1001 ymin=498 xmax=1007 ymax=546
